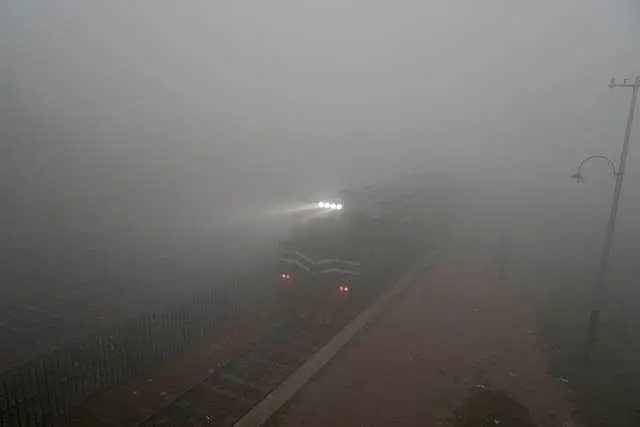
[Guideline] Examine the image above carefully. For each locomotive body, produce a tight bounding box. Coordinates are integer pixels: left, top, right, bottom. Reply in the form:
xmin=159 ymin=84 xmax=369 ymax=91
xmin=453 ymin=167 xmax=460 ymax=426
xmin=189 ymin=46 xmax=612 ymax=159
xmin=276 ymin=173 xmax=450 ymax=323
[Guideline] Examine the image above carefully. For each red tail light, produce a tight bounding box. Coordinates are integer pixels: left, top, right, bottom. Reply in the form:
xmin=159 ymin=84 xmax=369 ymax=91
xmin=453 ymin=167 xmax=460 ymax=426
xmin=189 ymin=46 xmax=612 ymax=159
xmin=281 ymin=273 xmax=292 ymax=280
xmin=338 ymin=284 xmax=349 ymax=292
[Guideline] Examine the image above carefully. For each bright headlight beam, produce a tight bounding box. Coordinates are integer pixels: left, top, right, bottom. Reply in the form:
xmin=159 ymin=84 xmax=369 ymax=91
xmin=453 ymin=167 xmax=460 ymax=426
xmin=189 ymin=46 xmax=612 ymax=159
xmin=316 ymin=200 xmax=343 ymax=210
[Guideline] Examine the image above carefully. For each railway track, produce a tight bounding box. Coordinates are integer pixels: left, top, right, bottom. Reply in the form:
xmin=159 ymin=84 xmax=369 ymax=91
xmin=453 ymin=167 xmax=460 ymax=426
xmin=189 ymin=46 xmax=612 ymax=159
xmin=131 ymin=254 xmax=430 ymax=427
xmin=134 ymin=321 xmax=335 ymax=427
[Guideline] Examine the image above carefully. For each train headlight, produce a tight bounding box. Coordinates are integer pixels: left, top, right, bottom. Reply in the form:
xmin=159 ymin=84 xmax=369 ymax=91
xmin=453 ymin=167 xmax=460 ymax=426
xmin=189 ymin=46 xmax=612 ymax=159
xmin=316 ymin=201 xmax=344 ymax=211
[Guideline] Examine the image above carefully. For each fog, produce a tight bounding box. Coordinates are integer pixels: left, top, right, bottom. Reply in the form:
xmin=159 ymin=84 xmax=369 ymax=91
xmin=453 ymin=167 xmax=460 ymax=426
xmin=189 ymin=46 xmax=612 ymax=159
xmin=1 ymin=0 xmax=639 ymax=364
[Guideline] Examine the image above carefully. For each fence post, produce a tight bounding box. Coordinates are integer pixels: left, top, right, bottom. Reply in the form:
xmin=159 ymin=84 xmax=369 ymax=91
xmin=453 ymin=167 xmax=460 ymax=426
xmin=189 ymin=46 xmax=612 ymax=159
xmin=27 ymin=363 xmax=42 ymax=426
xmin=54 ymin=356 xmax=68 ymax=420
xmin=40 ymin=360 xmax=53 ymax=425
xmin=0 ymin=378 xmax=9 ymax=427
xmin=20 ymin=371 xmax=34 ymax=427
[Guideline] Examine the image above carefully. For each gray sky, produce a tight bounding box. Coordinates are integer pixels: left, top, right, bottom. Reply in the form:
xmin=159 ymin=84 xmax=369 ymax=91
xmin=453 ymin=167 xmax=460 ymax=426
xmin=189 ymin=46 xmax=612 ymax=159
xmin=1 ymin=0 xmax=639 ymax=255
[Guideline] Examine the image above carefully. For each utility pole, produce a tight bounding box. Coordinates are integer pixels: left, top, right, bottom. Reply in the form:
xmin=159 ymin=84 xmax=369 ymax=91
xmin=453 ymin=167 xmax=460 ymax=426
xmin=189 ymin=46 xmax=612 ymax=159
xmin=583 ymin=76 xmax=639 ymax=364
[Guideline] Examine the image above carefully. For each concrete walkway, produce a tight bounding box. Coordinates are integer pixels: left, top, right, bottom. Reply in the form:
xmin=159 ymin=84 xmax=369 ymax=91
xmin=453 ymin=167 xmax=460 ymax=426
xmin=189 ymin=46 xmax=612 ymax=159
xmin=264 ymin=256 xmax=579 ymax=426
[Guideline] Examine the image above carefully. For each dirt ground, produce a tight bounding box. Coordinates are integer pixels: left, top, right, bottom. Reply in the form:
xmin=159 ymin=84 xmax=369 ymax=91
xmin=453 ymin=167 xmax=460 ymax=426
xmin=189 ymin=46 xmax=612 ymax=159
xmin=267 ymin=253 xmax=581 ymax=427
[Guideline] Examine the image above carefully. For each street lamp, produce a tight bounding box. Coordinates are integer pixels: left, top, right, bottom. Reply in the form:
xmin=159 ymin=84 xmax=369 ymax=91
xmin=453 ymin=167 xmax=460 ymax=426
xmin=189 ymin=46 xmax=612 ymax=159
xmin=570 ymin=155 xmax=618 ymax=183
xmin=575 ymin=76 xmax=639 ymax=364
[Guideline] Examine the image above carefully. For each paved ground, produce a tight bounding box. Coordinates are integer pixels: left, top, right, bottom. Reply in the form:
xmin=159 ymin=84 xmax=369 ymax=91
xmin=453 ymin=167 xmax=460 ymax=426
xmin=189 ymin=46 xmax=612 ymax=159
xmin=266 ymin=254 xmax=580 ymax=427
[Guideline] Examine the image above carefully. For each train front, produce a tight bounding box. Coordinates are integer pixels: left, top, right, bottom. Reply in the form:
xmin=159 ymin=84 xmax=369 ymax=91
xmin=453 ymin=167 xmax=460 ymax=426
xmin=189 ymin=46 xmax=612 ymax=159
xmin=276 ymin=200 xmax=363 ymax=324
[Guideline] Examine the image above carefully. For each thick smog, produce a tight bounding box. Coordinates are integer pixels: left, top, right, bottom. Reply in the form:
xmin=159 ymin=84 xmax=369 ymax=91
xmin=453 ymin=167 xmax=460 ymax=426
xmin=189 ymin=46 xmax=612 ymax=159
xmin=1 ymin=1 xmax=639 ymax=426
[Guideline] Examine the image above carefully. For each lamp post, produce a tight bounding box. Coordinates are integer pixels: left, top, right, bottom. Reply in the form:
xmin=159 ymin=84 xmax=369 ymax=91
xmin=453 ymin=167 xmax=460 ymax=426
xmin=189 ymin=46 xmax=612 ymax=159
xmin=574 ymin=76 xmax=639 ymax=364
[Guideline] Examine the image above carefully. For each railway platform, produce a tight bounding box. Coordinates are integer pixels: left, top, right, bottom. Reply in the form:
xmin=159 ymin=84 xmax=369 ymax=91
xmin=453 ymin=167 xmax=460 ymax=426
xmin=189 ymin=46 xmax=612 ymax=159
xmin=261 ymin=255 xmax=580 ymax=427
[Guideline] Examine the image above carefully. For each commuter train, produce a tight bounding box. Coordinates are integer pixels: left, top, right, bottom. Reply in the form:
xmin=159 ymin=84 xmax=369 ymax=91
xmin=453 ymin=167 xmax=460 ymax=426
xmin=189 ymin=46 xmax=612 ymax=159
xmin=276 ymin=173 xmax=452 ymax=324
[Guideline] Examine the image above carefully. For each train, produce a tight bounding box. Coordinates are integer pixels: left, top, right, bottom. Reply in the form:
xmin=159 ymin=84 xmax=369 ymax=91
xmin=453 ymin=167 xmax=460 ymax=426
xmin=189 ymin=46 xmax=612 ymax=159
xmin=276 ymin=173 xmax=452 ymax=324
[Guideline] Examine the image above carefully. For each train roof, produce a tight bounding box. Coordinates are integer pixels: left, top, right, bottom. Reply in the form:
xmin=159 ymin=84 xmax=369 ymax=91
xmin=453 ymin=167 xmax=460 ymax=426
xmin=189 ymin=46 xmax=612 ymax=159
xmin=340 ymin=173 xmax=449 ymax=218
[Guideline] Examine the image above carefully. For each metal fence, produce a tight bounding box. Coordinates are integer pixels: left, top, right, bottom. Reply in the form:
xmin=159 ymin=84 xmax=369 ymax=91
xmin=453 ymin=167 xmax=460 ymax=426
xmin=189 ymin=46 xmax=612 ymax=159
xmin=0 ymin=278 xmax=256 ymax=427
